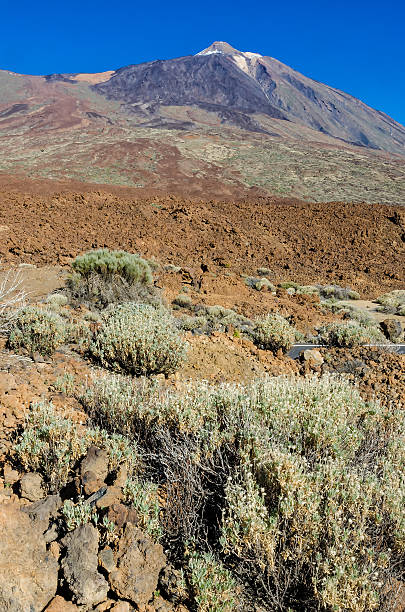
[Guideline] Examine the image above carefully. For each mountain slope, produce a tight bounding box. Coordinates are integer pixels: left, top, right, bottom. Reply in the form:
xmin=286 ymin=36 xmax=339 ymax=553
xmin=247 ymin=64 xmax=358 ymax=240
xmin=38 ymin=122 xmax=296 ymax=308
xmin=93 ymin=41 xmax=405 ymax=155
xmin=0 ymin=43 xmax=404 ymax=204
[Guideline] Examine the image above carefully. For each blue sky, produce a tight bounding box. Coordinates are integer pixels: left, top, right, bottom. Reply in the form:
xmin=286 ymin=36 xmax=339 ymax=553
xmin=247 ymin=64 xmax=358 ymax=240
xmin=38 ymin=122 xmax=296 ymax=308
xmin=2 ymin=0 xmax=404 ymax=125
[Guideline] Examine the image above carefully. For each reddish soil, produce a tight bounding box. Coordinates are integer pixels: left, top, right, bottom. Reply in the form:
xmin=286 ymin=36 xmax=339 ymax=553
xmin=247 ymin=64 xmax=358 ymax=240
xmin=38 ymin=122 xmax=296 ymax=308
xmin=0 ymin=179 xmax=404 ymax=298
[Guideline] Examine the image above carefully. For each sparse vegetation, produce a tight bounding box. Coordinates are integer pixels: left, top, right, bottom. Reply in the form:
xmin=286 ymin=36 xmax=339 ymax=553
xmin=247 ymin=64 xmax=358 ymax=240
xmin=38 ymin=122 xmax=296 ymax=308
xmin=71 ymin=249 xmax=153 ymax=284
xmin=7 ymin=305 xmax=66 ymax=355
xmin=76 ymin=371 xmax=405 ymax=610
xmin=66 ymin=248 xmax=161 ymax=309
xmin=253 ymin=312 xmax=297 ymax=353
xmin=173 ymin=294 xmax=193 ymax=308
xmin=187 ymin=550 xmax=238 ymax=612
xmin=177 ymin=304 xmax=254 ymax=337
xmin=376 ymin=289 xmax=405 ymax=315
xmin=14 ymin=399 xmax=139 ymax=492
xmin=245 ymin=276 xmax=276 ymax=292
xmin=318 ymin=320 xmax=387 ymax=347
xmin=318 ymin=284 xmax=361 ymax=300
xmin=88 ymin=303 xmax=188 ymax=376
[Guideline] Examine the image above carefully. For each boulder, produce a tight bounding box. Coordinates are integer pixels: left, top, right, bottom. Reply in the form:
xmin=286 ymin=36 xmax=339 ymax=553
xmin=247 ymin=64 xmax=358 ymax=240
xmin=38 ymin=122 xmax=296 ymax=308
xmin=80 ymin=446 xmax=109 ymax=482
xmin=0 ymin=502 xmax=58 ymax=611
xmin=302 ymin=349 xmax=324 ymax=368
xmin=23 ymin=493 xmax=62 ymax=525
xmin=62 ymin=523 xmax=109 ymax=607
xmin=80 ymin=446 xmax=110 ymax=495
xmin=380 ymin=319 xmax=403 ymax=342
xmin=3 ymin=463 xmax=19 ymax=485
xmin=19 ymin=471 xmax=44 ymax=501
xmin=109 ymin=524 xmax=167 ymax=607
xmin=46 ymin=595 xmax=80 ymax=611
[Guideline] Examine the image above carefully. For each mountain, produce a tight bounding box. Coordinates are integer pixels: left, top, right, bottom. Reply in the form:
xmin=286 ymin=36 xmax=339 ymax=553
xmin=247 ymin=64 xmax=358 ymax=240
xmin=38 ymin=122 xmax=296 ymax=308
xmin=0 ymin=42 xmax=404 ymax=204
xmin=94 ymin=42 xmax=405 ymax=154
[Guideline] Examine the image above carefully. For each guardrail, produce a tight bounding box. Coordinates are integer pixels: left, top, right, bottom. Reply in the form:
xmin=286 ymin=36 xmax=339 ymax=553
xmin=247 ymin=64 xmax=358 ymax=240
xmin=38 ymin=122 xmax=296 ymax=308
xmin=288 ymin=344 xmax=405 ymax=359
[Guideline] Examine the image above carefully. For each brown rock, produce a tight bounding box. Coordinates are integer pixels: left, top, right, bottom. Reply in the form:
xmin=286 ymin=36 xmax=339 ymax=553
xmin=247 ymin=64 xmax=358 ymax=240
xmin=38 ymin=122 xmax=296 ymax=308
xmin=62 ymin=523 xmax=109 ymax=607
xmin=99 ymin=546 xmax=117 ymax=573
xmin=0 ymin=502 xmax=58 ymax=611
xmin=45 ymin=595 xmax=80 ymax=611
xmin=80 ymin=446 xmax=110 ymax=483
xmin=113 ymin=463 xmax=129 ymax=487
xmin=20 ymin=471 xmax=45 ymax=501
xmin=96 ymin=485 xmax=123 ymax=509
xmin=3 ymin=463 xmax=19 ymax=485
xmin=110 ymin=602 xmax=132 ymax=612
xmin=82 ymin=469 xmax=105 ymax=495
xmin=49 ymin=540 xmax=61 ymax=559
xmin=302 ymin=349 xmax=324 ymax=368
xmin=109 ymin=524 xmax=167 ymax=607
xmin=380 ymin=319 xmax=403 ymax=342
xmin=107 ymin=502 xmax=139 ymax=530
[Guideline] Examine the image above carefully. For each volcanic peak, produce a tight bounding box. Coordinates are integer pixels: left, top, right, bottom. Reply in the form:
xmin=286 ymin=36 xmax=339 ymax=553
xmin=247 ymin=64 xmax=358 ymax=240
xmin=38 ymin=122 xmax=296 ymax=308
xmin=196 ymin=41 xmax=262 ymax=58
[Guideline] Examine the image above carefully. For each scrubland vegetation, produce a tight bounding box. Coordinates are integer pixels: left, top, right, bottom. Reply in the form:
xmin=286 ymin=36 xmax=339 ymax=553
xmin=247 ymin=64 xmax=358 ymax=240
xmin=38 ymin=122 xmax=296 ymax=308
xmin=1 ymin=250 xmax=404 ymax=611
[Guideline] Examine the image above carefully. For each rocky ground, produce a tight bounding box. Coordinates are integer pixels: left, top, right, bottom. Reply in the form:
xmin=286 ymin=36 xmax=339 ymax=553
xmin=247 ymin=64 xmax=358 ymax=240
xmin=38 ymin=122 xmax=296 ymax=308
xmin=0 ymin=180 xmax=404 ymax=297
xmin=0 ymin=180 xmax=404 ymax=611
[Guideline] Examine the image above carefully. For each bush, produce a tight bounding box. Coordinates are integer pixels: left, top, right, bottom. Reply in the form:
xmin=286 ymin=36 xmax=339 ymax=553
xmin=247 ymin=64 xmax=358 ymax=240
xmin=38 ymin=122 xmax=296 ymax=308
xmin=318 ymin=320 xmax=387 ymax=347
xmin=7 ymin=305 xmax=66 ymax=355
xmin=318 ymin=285 xmax=361 ymax=300
xmin=376 ymin=290 xmax=405 ymax=315
xmin=66 ymin=249 xmax=161 ymax=310
xmin=72 ymin=248 xmax=152 ymax=284
xmin=253 ymin=312 xmax=297 ymax=353
xmin=173 ymin=294 xmax=193 ymax=308
xmin=187 ymin=550 xmax=239 ymax=612
xmin=0 ymin=269 xmax=26 ymax=332
xmin=88 ymin=303 xmax=187 ymax=376
xmin=14 ymin=400 xmax=139 ymax=492
xmin=177 ymin=304 xmax=254 ymax=337
xmin=245 ymin=277 xmax=276 ymax=292
xmin=80 ymin=372 xmax=405 ymax=610
xmin=45 ymin=293 xmax=68 ymax=308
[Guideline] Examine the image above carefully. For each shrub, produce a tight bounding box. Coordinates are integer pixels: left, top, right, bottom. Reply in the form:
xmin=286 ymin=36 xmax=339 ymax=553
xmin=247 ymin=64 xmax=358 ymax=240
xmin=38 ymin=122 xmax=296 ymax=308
xmin=0 ymin=269 xmax=26 ymax=332
xmin=318 ymin=320 xmax=387 ymax=347
xmin=124 ymin=478 xmax=162 ymax=540
xmin=88 ymin=303 xmax=187 ymax=376
xmin=178 ymin=304 xmax=254 ymax=336
xmin=257 ymin=267 xmax=272 ymax=277
xmin=66 ymin=249 xmax=161 ymax=310
xmin=72 ymin=248 xmax=152 ymax=284
xmin=78 ymin=372 xmax=404 ymax=610
xmin=7 ymin=305 xmax=66 ymax=355
xmin=45 ymin=293 xmax=68 ymax=308
xmin=253 ymin=312 xmax=297 ymax=353
xmin=318 ymin=285 xmax=361 ymax=300
xmin=66 ymin=271 xmax=161 ymax=311
xmin=187 ymin=550 xmax=239 ymax=612
xmin=376 ymin=290 xmax=405 ymax=315
xmin=62 ymin=498 xmax=96 ymax=531
xmin=14 ymin=400 xmax=139 ymax=492
xmin=173 ymin=294 xmax=193 ymax=308
xmin=245 ymin=276 xmax=275 ymax=292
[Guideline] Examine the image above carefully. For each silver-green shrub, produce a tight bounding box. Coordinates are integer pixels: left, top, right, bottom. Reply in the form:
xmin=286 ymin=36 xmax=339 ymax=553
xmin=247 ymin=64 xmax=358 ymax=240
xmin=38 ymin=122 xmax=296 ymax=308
xmin=376 ymin=290 xmax=405 ymax=314
xmin=88 ymin=303 xmax=187 ymax=376
xmin=253 ymin=312 xmax=297 ymax=353
xmin=318 ymin=320 xmax=387 ymax=347
xmin=187 ymin=550 xmax=238 ymax=612
xmin=15 ymin=400 xmax=139 ymax=492
xmin=79 ymin=372 xmax=404 ymax=610
xmin=71 ymin=248 xmax=152 ymax=284
xmin=7 ymin=305 xmax=66 ymax=355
